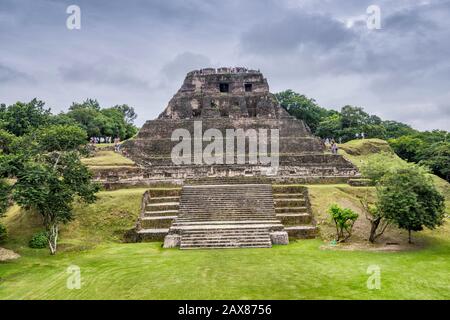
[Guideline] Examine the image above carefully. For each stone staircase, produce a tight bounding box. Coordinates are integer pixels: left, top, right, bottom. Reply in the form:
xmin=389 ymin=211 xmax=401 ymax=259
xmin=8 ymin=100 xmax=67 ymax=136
xmin=164 ymin=184 xmax=288 ymax=249
xmin=134 ymin=188 xmax=182 ymax=242
xmin=272 ymin=185 xmax=318 ymax=239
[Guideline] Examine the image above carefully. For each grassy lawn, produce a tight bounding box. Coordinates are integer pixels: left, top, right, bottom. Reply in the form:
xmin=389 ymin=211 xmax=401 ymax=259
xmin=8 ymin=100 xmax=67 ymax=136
xmin=81 ymin=150 xmax=135 ymax=167
xmin=1 ymin=139 xmax=448 ymax=300
xmin=1 ymin=238 xmax=449 ymax=300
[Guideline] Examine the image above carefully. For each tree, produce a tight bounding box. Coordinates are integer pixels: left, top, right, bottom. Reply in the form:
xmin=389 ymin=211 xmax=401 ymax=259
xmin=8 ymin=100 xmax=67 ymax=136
xmin=0 ymin=179 xmax=10 ymax=216
xmin=0 ymin=99 xmax=51 ymax=136
xmin=359 ymin=194 xmax=390 ymax=243
xmin=388 ymin=135 xmax=425 ymax=162
xmin=13 ymin=152 xmax=100 ymax=254
xmin=328 ymin=204 xmax=359 ymax=242
xmin=316 ymin=114 xmax=342 ymax=139
xmin=275 ymin=90 xmax=332 ymax=133
xmin=382 ymin=120 xmax=417 ymax=139
xmin=341 ymin=105 xmax=370 ymax=129
xmin=377 ymin=166 xmax=445 ymax=244
xmin=33 ymin=125 xmax=88 ymax=153
xmin=0 ymin=129 xmax=17 ymax=154
xmin=419 ymin=141 xmax=450 ymax=181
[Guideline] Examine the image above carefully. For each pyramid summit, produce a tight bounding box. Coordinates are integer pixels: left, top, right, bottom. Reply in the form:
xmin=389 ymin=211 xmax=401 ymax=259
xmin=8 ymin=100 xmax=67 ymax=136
xmin=123 ymin=67 xmax=358 ymax=181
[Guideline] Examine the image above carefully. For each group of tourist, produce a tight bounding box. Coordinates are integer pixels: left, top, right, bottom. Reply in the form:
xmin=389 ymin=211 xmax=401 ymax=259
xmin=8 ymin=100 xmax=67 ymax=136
xmin=90 ymin=136 xmax=113 ymax=144
xmin=324 ymin=138 xmax=340 ymax=155
xmin=89 ymin=136 xmax=122 ymax=152
xmin=355 ymin=132 xmax=366 ymax=139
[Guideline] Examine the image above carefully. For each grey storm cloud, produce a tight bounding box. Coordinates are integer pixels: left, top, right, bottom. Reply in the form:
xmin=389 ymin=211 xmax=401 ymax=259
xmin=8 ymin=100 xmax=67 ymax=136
xmin=241 ymin=12 xmax=355 ymax=54
xmin=59 ymin=59 xmax=149 ymax=88
xmin=0 ymin=0 xmax=448 ymax=131
xmin=0 ymin=64 xmax=31 ymax=83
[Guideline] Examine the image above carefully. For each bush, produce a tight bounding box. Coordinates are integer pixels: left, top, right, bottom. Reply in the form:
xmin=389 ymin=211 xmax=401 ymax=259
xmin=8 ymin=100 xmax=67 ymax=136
xmin=29 ymin=231 xmax=48 ymax=249
xmin=328 ymin=204 xmax=359 ymax=242
xmin=0 ymin=223 xmax=7 ymax=243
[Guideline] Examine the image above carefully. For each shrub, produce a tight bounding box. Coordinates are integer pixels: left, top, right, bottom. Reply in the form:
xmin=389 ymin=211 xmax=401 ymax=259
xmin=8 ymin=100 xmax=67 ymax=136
xmin=328 ymin=204 xmax=359 ymax=242
xmin=0 ymin=223 xmax=7 ymax=243
xmin=29 ymin=231 xmax=48 ymax=249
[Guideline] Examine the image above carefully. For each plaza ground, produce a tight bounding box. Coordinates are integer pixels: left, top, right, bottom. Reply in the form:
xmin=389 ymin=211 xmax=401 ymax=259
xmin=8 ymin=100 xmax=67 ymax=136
xmin=1 ymin=139 xmax=449 ymax=300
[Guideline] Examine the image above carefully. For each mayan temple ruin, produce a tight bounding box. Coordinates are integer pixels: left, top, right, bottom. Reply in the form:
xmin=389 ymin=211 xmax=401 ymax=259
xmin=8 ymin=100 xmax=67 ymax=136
xmin=121 ymin=67 xmax=358 ymax=249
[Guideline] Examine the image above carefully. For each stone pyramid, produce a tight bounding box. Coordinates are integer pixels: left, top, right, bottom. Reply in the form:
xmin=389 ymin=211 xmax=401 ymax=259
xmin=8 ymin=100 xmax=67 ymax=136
xmin=123 ymin=67 xmax=357 ymax=181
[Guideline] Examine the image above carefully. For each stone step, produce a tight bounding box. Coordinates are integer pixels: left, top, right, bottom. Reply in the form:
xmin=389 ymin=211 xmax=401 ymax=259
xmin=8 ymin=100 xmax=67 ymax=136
xmin=177 ymin=217 xmax=275 ymax=220
xmin=174 ymin=220 xmax=280 ymax=226
xmin=275 ymin=206 xmax=307 ymax=213
xmin=136 ymin=228 xmax=169 ymax=241
xmin=276 ymin=213 xmax=311 ymax=225
xmin=147 ymin=196 xmax=180 ymax=204
xmin=273 ymin=198 xmax=306 ymax=207
xmin=285 ymin=225 xmax=318 ymax=239
xmin=144 ymin=209 xmax=179 ymax=217
xmin=140 ymin=216 xmax=177 ymax=229
xmin=146 ymin=202 xmax=179 ymax=211
xmin=273 ymin=193 xmax=305 ymax=199
xmin=181 ymin=243 xmax=272 ymax=250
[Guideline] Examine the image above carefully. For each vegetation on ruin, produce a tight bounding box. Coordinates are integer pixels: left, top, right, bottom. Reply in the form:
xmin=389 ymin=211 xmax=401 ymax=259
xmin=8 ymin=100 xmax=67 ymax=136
xmin=81 ymin=150 xmax=135 ymax=168
xmin=276 ymin=90 xmax=449 ymax=181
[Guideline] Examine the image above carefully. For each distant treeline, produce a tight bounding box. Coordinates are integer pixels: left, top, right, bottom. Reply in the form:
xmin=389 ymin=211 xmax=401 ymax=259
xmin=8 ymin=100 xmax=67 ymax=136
xmin=0 ymin=98 xmax=138 ymax=141
xmin=275 ymin=90 xmax=449 ymax=181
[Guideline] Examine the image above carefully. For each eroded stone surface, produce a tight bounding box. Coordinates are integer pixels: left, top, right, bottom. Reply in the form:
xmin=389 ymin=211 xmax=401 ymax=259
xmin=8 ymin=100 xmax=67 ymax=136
xmin=122 ymin=67 xmax=358 ymax=180
xmin=270 ymin=231 xmax=289 ymax=245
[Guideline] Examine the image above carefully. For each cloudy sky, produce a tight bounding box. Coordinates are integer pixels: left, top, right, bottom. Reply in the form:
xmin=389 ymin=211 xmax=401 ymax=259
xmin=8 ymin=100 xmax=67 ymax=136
xmin=0 ymin=0 xmax=449 ymax=131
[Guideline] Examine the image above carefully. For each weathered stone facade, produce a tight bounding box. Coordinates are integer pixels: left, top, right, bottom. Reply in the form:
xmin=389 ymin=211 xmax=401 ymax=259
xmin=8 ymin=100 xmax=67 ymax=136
xmin=123 ymin=67 xmax=358 ymax=181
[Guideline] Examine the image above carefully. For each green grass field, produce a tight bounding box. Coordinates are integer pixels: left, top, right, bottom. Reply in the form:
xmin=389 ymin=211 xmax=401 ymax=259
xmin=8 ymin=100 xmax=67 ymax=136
xmin=1 ymin=236 xmax=449 ymax=300
xmin=0 ymin=139 xmax=449 ymax=300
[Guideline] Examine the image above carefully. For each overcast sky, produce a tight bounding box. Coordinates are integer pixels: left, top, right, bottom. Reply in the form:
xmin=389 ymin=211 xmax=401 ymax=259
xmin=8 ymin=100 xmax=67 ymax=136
xmin=0 ymin=0 xmax=449 ymax=131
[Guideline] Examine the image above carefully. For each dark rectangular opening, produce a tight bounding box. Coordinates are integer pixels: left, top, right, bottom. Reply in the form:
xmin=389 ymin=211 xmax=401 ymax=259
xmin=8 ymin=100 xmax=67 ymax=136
xmin=219 ymin=83 xmax=229 ymax=93
xmin=245 ymin=83 xmax=253 ymax=92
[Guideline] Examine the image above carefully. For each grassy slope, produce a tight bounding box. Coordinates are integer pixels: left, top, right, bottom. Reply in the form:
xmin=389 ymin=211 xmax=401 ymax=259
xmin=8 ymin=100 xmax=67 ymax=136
xmin=1 ymin=188 xmax=147 ymax=252
xmin=81 ymin=150 xmax=135 ymax=167
xmin=1 ymin=139 xmax=449 ymax=299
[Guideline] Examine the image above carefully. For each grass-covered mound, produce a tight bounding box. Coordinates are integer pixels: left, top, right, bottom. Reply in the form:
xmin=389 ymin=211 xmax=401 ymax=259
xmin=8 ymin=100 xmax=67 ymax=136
xmin=1 ymin=188 xmax=147 ymax=252
xmin=81 ymin=150 xmax=135 ymax=168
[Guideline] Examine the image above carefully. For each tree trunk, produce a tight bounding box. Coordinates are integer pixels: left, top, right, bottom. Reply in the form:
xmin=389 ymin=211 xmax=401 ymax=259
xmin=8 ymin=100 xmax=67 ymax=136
xmin=47 ymin=224 xmax=59 ymax=255
xmin=369 ymin=219 xmax=381 ymax=243
xmin=408 ymin=229 xmax=412 ymax=244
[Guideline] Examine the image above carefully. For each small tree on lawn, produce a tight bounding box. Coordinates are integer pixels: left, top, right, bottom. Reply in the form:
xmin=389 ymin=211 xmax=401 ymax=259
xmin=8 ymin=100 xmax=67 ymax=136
xmin=377 ymin=166 xmax=445 ymax=244
xmin=359 ymin=194 xmax=390 ymax=243
xmin=328 ymin=204 xmax=359 ymax=242
xmin=13 ymin=152 xmax=99 ymax=254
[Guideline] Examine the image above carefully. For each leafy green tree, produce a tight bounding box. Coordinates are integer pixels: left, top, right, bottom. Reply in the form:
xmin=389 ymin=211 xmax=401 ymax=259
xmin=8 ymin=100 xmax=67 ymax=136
xmin=0 ymin=179 xmax=10 ymax=216
xmin=13 ymin=152 xmax=100 ymax=254
xmin=359 ymin=193 xmax=390 ymax=243
xmin=328 ymin=204 xmax=359 ymax=242
xmin=0 ymin=99 xmax=51 ymax=136
xmin=341 ymin=105 xmax=370 ymax=129
xmin=382 ymin=120 xmax=417 ymax=139
xmin=377 ymin=166 xmax=445 ymax=244
xmin=316 ymin=114 xmax=342 ymax=139
xmin=388 ymin=136 xmax=425 ymax=162
xmin=419 ymin=141 xmax=450 ymax=181
xmin=33 ymin=125 xmax=88 ymax=153
xmin=0 ymin=129 xmax=17 ymax=154
xmin=275 ymin=90 xmax=332 ymax=133
xmin=361 ymin=152 xmax=409 ymax=184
